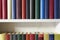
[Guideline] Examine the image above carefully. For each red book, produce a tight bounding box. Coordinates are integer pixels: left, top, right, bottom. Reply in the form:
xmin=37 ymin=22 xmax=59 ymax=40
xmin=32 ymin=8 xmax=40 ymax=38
xmin=26 ymin=33 xmax=30 ymax=40
xmin=30 ymin=33 xmax=35 ymax=40
xmin=6 ymin=33 xmax=10 ymax=40
xmin=38 ymin=33 xmax=44 ymax=40
xmin=0 ymin=0 xmax=2 ymax=19
xmin=22 ymin=0 xmax=26 ymax=19
xmin=49 ymin=0 xmax=54 ymax=19
xmin=2 ymin=0 xmax=7 ymax=19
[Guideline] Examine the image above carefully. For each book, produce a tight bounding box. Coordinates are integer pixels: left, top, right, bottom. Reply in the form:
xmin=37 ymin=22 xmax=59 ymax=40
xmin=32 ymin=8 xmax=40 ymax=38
xmin=26 ymin=0 xmax=30 ymax=19
xmin=7 ymin=0 xmax=12 ymax=19
xmin=12 ymin=0 xmax=16 ymax=19
xmin=13 ymin=33 xmax=17 ymax=40
xmin=30 ymin=0 xmax=35 ymax=19
xmin=0 ymin=33 xmax=6 ymax=40
xmin=0 ymin=0 xmax=2 ymax=19
xmin=35 ymin=0 xmax=40 ymax=19
xmin=16 ymin=0 xmax=22 ymax=19
xmin=59 ymin=0 xmax=60 ymax=18
xmin=49 ymin=0 xmax=54 ymax=19
xmin=22 ymin=0 xmax=26 ymax=19
xmin=54 ymin=0 xmax=59 ymax=19
xmin=40 ymin=0 xmax=45 ymax=19
xmin=10 ymin=33 xmax=13 ymax=40
xmin=45 ymin=0 xmax=49 ymax=19
xmin=26 ymin=33 xmax=30 ymax=40
xmin=49 ymin=34 xmax=54 ymax=40
xmin=44 ymin=33 xmax=49 ymax=40
xmin=2 ymin=0 xmax=7 ymax=19
xmin=35 ymin=33 xmax=38 ymax=40
xmin=22 ymin=34 xmax=26 ymax=40
xmin=6 ymin=33 xmax=10 ymax=40
xmin=55 ymin=34 xmax=60 ymax=40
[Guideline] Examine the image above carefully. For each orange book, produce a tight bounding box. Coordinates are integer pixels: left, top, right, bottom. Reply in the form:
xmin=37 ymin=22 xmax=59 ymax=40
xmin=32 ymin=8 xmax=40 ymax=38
xmin=26 ymin=33 xmax=30 ymax=40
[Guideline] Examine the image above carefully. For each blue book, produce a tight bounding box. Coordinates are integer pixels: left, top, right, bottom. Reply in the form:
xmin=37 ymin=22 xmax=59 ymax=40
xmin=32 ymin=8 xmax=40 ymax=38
xmin=40 ymin=0 xmax=45 ymax=19
xmin=54 ymin=0 xmax=59 ymax=19
xmin=45 ymin=0 xmax=49 ymax=19
xmin=49 ymin=34 xmax=54 ymax=40
xmin=59 ymin=0 xmax=60 ymax=18
xmin=12 ymin=0 xmax=16 ymax=19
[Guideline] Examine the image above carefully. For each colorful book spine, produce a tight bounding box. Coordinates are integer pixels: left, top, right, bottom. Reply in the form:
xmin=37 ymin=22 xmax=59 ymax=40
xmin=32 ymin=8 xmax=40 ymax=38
xmin=40 ymin=0 xmax=45 ymax=19
xmin=12 ymin=0 xmax=16 ymax=19
xmin=49 ymin=34 xmax=54 ymax=40
xmin=16 ymin=0 xmax=22 ymax=19
xmin=6 ymin=33 xmax=10 ymax=40
xmin=45 ymin=0 xmax=49 ymax=19
xmin=7 ymin=0 xmax=12 ymax=19
xmin=22 ymin=0 xmax=26 ymax=19
xmin=26 ymin=0 xmax=30 ymax=19
xmin=35 ymin=33 xmax=38 ymax=40
xmin=55 ymin=34 xmax=60 ymax=40
xmin=2 ymin=0 xmax=7 ymax=19
xmin=54 ymin=0 xmax=59 ymax=19
xmin=30 ymin=34 xmax=35 ymax=40
xmin=30 ymin=0 xmax=35 ymax=19
xmin=22 ymin=34 xmax=26 ymax=40
xmin=0 ymin=0 xmax=2 ymax=19
xmin=26 ymin=33 xmax=30 ymax=40
xmin=49 ymin=0 xmax=54 ymax=19
xmin=35 ymin=0 xmax=40 ymax=19
xmin=0 ymin=33 xmax=6 ymax=40
xmin=44 ymin=33 xmax=49 ymax=40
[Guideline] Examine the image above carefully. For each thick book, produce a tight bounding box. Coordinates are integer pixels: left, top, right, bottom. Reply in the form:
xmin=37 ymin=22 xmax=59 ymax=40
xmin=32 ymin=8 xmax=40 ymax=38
xmin=12 ymin=0 xmax=16 ymax=19
xmin=45 ymin=0 xmax=49 ymax=19
xmin=2 ymin=0 xmax=7 ymax=19
xmin=40 ymin=0 xmax=45 ymax=19
xmin=22 ymin=34 xmax=26 ymax=40
xmin=22 ymin=0 xmax=26 ymax=19
xmin=0 ymin=0 xmax=2 ymax=19
xmin=35 ymin=0 xmax=40 ymax=19
xmin=26 ymin=33 xmax=30 ymax=40
xmin=16 ymin=0 xmax=22 ymax=19
xmin=49 ymin=0 xmax=54 ymax=19
xmin=30 ymin=34 xmax=35 ymax=40
xmin=35 ymin=33 xmax=38 ymax=40
xmin=54 ymin=0 xmax=59 ymax=19
xmin=6 ymin=33 xmax=10 ymax=40
xmin=55 ymin=34 xmax=60 ymax=40
xmin=30 ymin=0 xmax=35 ymax=19
xmin=26 ymin=0 xmax=30 ymax=19
xmin=7 ymin=0 xmax=12 ymax=19
xmin=49 ymin=34 xmax=54 ymax=40
xmin=44 ymin=33 xmax=49 ymax=40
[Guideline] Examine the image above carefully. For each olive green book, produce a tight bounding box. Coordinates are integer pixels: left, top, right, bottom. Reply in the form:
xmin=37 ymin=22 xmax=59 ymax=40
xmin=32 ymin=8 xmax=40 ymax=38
xmin=55 ymin=34 xmax=60 ymax=40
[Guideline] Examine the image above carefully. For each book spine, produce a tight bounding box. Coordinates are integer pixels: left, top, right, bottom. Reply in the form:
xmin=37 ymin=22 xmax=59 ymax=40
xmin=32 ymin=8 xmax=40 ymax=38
xmin=44 ymin=33 xmax=49 ymax=40
xmin=2 ymin=0 xmax=7 ymax=19
xmin=10 ymin=33 xmax=13 ymax=40
xmin=12 ymin=0 xmax=16 ymax=19
xmin=59 ymin=0 xmax=60 ymax=18
xmin=49 ymin=0 xmax=54 ymax=19
xmin=7 ymin=0 xmax=12 ymax=19
xmin=26 ymin=34 xmax=30 ymax=40
xmin=6 ymin=33 xmax=10 ymax=40
xmin=30 ymin=0 xmax=35 ymax=19
xmin=22 ymin=34 xmax=26 ymax=40
xmin=30 ymin=34 xmax=35 ymax=40
xmin=40 ymin=0 xmax=45 ymax=19
xmin=49 ymin=34 xmax=54 ymax=40
xmin=22 ymin=0 xmax=26 ymax=19
xmin=17 ymin=34 xmax=22 ymax=40
xmin=45 ymin=0 xmax=49 ymax=19
xmin=13 ymin=34 xmax=18 ymax=40
xmin=26 ymin=0 xmax=30 ymax=19
xmin=16 ymin=0 xmax=22 ymax=19
xmin=35 ymin=34 xmax=38 ymax=40
xmin=55 ymin=34 xmax=60 ymax=40
xmin=35 ymin=0 xmax=40 ymax=19
xmin=54 ymin=0 xmax=59 ymax=19
xmin=0 ymin=0 xmax=2 ymax=19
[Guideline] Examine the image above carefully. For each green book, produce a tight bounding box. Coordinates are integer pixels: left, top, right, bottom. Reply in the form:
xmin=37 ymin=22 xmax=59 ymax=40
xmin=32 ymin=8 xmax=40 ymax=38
xmin=35 ymin=0 xmax=40 ymax=19
xmin=35 ymin=34 xmax=38 ymax=40
xmin=55 ymin=34 xmax=60 ymax=40
xmin=17 ymin=34 xmax=22 ymax=40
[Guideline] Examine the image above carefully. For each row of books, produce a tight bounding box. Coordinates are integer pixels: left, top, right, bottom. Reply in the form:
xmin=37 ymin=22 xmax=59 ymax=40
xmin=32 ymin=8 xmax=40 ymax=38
xmin=0 ymin=32 xmax=60 ymax=40
xmin=0 ymin=0 xmax=60 ymax=19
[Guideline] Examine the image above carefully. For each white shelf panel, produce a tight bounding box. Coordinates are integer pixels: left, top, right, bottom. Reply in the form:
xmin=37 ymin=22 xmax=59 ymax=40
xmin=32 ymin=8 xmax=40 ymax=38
xmin=0 ymin=19 xmax=60 ymax=22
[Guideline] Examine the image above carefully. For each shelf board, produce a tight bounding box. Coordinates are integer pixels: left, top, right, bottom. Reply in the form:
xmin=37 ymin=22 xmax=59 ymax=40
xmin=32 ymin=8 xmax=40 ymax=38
xmin=0 ymin=19 xmax=60 ymax=22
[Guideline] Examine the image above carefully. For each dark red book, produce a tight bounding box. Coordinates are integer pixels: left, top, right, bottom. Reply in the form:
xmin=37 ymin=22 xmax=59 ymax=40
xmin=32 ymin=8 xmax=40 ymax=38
xmin=26 ymin=33 xmax=30 ymax=40
xmin=0 ymin=0 xmax=2 ymax=19
xmin=49 ymin=0 xmax=54 ymax=19
xmin=2 ymin=0 xmax=7 ymax=19
xmin=30 ymin=33 xmax=35 ymax=40
xmin=22 ymin=0 xmax=26 ymax=19
xmin=6 ymin=33 xmax=10 ymax=40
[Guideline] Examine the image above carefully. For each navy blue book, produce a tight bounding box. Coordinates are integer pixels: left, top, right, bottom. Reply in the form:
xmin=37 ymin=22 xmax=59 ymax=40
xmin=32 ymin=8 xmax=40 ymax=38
xmin=49 ymin=34 xmax=54 ymax=40
xmin=54 ymin=0 xmax=59 ymax=19
xmin=59 ymin=0 xmax=60 ymax=18
xmin=40 ymin=0 xmax=45 ymax=19
xmin=45 ymin=0 xmax=49 ymax=19
xmin=12 ymin=0 xmax=16 ymax=19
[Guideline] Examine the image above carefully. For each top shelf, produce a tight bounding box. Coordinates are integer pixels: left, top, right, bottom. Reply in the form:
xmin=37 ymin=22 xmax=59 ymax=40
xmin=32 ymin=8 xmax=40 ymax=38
xmin=0 ymin=19 xmax=60 ymax=22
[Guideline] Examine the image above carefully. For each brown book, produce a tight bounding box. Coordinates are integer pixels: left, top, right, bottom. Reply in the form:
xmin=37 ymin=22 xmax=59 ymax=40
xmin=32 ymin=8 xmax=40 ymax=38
xmin=26 ymin=33 xmax=30 ymax=40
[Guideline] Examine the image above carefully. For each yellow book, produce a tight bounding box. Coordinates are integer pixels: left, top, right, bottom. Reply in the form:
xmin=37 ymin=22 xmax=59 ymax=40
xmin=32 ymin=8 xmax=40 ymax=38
xmin=0 ymin=33 xmax=6 ymax=40
xmin=55 ymin=34 xmax=60 ymax=40
xmin=44 ymin=33 xmax=49 ymax=40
